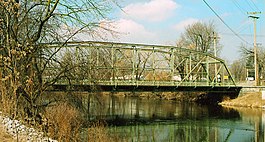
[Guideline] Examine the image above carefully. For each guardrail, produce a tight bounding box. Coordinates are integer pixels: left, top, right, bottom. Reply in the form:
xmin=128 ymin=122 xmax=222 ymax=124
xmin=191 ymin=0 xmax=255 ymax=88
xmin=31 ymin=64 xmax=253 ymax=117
xmin=52 ymin=79 xmax=236 ymax=87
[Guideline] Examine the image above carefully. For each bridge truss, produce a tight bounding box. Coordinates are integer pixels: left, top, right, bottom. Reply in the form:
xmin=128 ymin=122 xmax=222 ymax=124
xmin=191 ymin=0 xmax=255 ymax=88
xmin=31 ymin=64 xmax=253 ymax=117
xmin=42 ymin=41 xmax=236 ymax=90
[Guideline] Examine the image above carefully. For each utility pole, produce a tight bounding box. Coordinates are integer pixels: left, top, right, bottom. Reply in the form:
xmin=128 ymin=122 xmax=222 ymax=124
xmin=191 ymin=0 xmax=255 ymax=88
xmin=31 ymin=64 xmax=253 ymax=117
xmin=213 ymin=32 xmax=219 ymax=82
xmin=248 ymin=12 xmax=261 ymax=86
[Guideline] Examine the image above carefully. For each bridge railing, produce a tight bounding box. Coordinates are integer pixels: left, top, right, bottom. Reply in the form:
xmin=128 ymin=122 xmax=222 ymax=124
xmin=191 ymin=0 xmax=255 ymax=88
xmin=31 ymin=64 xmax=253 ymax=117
xmin=50 ymin=78 xmax=236 ymax=87
xmin=41 ymin=41 xmax=237 ymax=88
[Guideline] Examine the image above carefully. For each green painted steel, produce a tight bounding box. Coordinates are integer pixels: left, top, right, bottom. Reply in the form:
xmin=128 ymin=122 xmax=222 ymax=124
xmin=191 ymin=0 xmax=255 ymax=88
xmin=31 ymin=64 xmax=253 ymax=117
xmin=41 ymin=41 xmax=236 ymax=87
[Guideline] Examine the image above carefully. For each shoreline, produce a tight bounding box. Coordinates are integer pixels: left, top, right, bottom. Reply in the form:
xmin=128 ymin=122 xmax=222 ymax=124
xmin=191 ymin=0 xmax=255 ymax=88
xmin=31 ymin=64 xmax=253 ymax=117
xmin=0 ymin=112 xmax=57 ymax=142
xmin=219 ymin=81 xmax=265 ymax=108
xmin=219 ymin=91 xmax=265 ymax=108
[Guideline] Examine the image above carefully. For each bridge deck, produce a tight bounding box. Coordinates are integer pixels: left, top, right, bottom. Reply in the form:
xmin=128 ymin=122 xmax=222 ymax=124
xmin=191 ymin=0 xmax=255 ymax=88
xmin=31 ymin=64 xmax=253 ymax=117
xmin=52 ymin=79 xmax=240 ymax=93
xmin=241 ymin=86 xmax=265 ymax=88
xmin=52 ymin=83 xmax=242 ymax=94
xmin=54 ymin=80 xmax=236 ymax=87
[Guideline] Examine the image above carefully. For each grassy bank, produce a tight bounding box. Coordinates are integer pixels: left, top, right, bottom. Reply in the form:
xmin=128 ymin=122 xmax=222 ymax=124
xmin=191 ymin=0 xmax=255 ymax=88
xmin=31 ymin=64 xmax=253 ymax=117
xmin=0 ymin=91 xmax=126 ymax=141
xmin=219 ymin=92 xmax=265 ymax=108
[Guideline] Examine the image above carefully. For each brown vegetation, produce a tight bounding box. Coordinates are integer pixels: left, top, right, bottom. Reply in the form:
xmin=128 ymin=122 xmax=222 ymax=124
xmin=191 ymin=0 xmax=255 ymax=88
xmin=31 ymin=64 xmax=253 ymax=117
xmin=0 ymin=0 xmax=116 ymax=118
xmin=0 ymin=125 xmax=15 ymax=142
xmin=44 ymin=102 xmax=82 ymax=142
xmin=0 ymin=0 xmax=123 ymax=141
xmin=87 ymin=121 xmax=125 ymax=142
xmin=219 ymin=92 xmax=265 ymax=108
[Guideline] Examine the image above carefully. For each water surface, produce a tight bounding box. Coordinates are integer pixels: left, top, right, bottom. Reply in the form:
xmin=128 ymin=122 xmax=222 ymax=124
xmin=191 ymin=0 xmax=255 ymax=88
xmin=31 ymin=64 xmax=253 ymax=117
xmin=84 ymin=94 xmax=265 ymax=142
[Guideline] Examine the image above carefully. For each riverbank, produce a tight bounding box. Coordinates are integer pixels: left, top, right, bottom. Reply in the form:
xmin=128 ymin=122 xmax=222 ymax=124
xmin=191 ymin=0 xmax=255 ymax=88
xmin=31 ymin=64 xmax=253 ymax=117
xmin=219 ymin=81 xmax=265 ymax=107
xmin=219 ymin=91 xmax=265 ymax=108
xmin=0 ymin=112 xmax=57 ymax=142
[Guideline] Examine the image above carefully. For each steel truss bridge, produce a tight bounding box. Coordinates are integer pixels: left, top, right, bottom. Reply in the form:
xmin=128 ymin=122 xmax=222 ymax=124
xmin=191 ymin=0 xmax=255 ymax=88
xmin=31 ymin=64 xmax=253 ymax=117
xmin=43 ymin=41 xmax=241 ymax=95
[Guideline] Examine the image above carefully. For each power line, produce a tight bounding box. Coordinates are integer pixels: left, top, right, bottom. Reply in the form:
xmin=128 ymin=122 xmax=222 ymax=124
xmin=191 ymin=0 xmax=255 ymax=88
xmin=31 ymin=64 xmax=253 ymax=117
xmin=234 ymin=18 xmax=251 ymax=33
xmin=249 ymin=0 xmax=261 ymax=12
xmin=202 ymin=0 xmax=251 ymax=45
xmin=237 ymin=23 xmax=252 ymax=35
xmin=246 ymin=0 xmax=256 ymax=11
xmin=221 ymin=33 xmax=265 ymax=37
xmin=230 ymin=0 xmax=254 ymax=38
xmin=231 ymin=0 xmax=247 ymax=16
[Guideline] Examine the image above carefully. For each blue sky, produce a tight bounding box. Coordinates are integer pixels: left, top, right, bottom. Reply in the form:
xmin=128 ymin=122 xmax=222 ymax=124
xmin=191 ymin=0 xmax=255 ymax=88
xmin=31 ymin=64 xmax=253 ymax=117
xmin=100 ymin=0 xmax=265 ymax=62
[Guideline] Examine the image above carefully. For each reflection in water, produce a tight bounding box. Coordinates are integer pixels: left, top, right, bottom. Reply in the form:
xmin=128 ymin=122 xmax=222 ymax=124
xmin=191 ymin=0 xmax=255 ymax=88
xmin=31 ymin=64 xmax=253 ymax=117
xmin=82 ymin=94 xmax=265 ymax=142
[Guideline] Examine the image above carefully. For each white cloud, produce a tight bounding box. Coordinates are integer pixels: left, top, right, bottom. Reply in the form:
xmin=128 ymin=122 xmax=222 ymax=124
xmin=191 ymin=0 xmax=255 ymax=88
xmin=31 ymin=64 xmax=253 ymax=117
xmin=64 ymin=19 xmax=157 ymax=44
xmin=123 ymin=0 xmax=179 ymax=22
xmin=174 ymin=18 xmax=198 ymax=32
xmin=112 ymin=19 xmax=157 ymax=43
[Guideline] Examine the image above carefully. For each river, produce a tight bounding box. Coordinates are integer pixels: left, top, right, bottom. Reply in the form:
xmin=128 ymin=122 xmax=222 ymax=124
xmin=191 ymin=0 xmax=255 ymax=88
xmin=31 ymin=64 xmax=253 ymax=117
xmin=82 ymin=93 xmax=265 ymax=142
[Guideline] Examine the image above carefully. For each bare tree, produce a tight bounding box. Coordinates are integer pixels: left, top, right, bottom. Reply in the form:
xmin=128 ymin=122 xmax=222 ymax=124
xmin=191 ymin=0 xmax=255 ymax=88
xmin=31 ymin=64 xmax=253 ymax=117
xmin=258 ymin=47 xmax=265 ymax=81
xmin=0 ymin=0 xmax=116 ymax=120
xmin=234 ymin=44 xmax=265 ymax=82
xmin=230 ymin=59 xmax=247 ymax=82
xmin=177 ymin=21 xmax=221 ymax=54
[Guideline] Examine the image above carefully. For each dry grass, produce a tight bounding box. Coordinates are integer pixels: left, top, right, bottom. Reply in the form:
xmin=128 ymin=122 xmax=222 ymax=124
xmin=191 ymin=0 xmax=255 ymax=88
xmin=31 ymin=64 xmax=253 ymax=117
xmin=0 ymin=91 xmax=125 ymax=142
xmin=87 ymin=121 xmax=125 ymax=142
xmin=220 ymin=92 xmax=265 ymax=108
xmin=0 ymin=125 xmax=15 ymax=142
xmin=45 ymin=102 xmax=82 ymax=142
xmin=45 ymin=102 xmax=125 ymax=142
xmin=0 ymin=83 xmax=17 ymax=116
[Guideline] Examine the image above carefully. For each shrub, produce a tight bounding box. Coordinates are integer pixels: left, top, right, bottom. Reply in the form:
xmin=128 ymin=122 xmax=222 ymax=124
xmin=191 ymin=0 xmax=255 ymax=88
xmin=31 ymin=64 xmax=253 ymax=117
xmin=45 ymin=102 xmax=82 ymax=142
